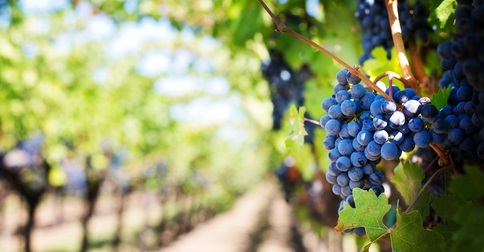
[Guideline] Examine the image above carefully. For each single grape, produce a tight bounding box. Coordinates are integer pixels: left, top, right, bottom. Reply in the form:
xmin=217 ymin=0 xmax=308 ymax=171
xmin=413 ymin=130 xmax=432 ymax=148
xmin=346 ymin=71 xmax=362 ymax=84
xmin=336 ymin=156 xmax=352 ymax=172
xmin=370 ymin=99 xmax=384 ymax=116
xmin=349 ymin=180 xmax=365 ymax=189
xmin=360 ymin=92 xmax=376 ymax=110
xmin=447 ymin=128 xmax=464 ymax=145
xmin=366 ymin=140 xmax=382 ymax=156
xmin=381 ymin=142 xmax=400 ymax=160
xmin=373 ymin=115 xmax=388 ymax=130
xmin=348 ymin=121 xmax=362 ymax=137
xmin=326 ymin=173 xmax=337 ymax=184
xmin=353 ymin=137 xmax=366 ymax=152
xmin=348 ymin=167 xmax=364 ymax=181
xmin=339 ymin=123 xmax=351 ymax=139
xmin=350 ymin=84 xmax=367 ymax=99
xmin=351 ymin=151 xmax=368 ymax=167
xmin=403 ymin=100 xmax=421 ymax=118
xmin=341 ymin=186 xmax=352 ymax=197
xmin=337 ymin=173 xmax=350 ymax=187
xmin=399 ymin=135 xmax=415 ymax=152
xmin=325 ymin=119 xmax=341 ymax=136
xmin=336 ymin=90 xmax=351 ymax=103
xmin=420 ymin=104 xmax=439 ymax=122
xmin=373 ymin=130 xmax=389 ymax=145
xmin=388 ymin=110 xmax=406 ymax=129
xmin=323 ymin=135 xmax=336 ymax=150
xmin=336 ymin=69 xmax=349 ymax=84
xmin=322 ymin=97 xmax=338 ymax=111
xmin=332 ymin=184 xmax=342 ymax=196
xmin=369 ymin=170 xmax=384 ymax=186
xmin=362 ymin=163 xmax=374 ymax=175
xmin=328 ymin=148 xmax=342 ymax=162
xmin=320 ymin=115 xmax=331 ymax=129
xmin=328 ymin=162 xmax=341 ymax=176
xmin=338 ymin=139 xmax=355 ymax=156
xmin=341 ymin=100 xmax=357 ymax=116
xmin=381 ymin=100 xmax=397 ymax=114
xmin=328 ymin=104 xmax=343 ymax=119
xmin=357 ymin=129 xmax=373 ymax=146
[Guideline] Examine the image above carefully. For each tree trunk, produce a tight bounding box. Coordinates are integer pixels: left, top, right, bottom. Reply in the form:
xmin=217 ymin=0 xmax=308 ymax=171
xmin=24 ymin=200 xmax=38 ymax=252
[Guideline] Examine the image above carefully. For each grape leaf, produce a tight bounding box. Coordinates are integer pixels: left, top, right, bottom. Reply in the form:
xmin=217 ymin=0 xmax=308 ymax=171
xmin=430 ymin=85 xmax=452 ymax=110
xmin=390 ymin=210 xmax=444 ymax=252
xmin=434 ymin=0 xmax=457 ymax=29
xmin=285 ymin=105 xmax=308 ymax=154
xmin=433 ymin=223 xmax=458 ymax=252
xmin=452 ymin=205 xmax=484 ymax=251
xmin=391 ymin=161 xmax=424 ymax=206
xmin=391 ymin=161 xmax=431 ymax=217
xmin=449 ymin=166 xmax=484 ymax=201
xmin=431 ymin=193 xmax=465 ymax=221
xmin=336 ymin=188 xmax=391 ymax=241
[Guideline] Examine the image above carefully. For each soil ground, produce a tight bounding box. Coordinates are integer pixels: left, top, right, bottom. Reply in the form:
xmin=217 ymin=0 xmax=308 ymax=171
xmin=0 ymin=179 xmax=331 ymax=251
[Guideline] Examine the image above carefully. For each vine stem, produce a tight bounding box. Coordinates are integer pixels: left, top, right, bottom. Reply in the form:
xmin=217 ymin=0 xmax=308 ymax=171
xmin=384 ymin=0 xmax=419 ymax=93
xmin=373 ymin=71 xmax=410 ymax=88
xmin=304 ymin=117 xmax=320 ymax=126
xmin=403 ymin=167 xmax=445 ymax=214
xmin=408 ymin=40 xmax=426 ymax=96
xmin=257 ymin=0 xmax=393 ymax=101
xmin=423 ymin=155 xmax=439 ymax=174
xmin=429 ymin=143 xmax=449 ymax=167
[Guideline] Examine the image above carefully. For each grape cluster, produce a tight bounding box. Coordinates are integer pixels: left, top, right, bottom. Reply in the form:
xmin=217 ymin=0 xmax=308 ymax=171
xmin=320 ymin=69 xmax=442 ymax=235
xmin=261 ymin=50 xmax=317 ymax=144
xmin=355 ymin=0 xmax=431 ymax=64
xmin=434 ymin=1 xmax=484 ymax=160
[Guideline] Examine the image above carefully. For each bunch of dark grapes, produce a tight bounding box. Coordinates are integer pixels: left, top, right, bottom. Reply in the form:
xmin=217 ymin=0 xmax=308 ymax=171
xmin=261 ymin=49 xmax=297 ymax=130
xmin=355 ymin=0 xmax=431 ymax=64
xmin=434 ymin=0 xmax=484 ymax=160
xmin=261 ymin=50 xmax=316 ymax=144
xmin=320 ymin=69 xmax=440 ymax=235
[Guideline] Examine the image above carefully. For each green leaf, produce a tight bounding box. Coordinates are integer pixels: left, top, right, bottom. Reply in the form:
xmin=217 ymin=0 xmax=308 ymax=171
xmin=452 ymin=205 xmax=484 ymax=251
xmin=435 ymin=0 xmax=457 ymax=29
xmin=391 ymin=161 xmax=432 ymax=217
xmin=412 ymin=189 xmax=432 ymax=219
xmin=285 ymin=105 xmax=308 ymax=154
xmin=431 ymin=85 xmax=452 ymax=110
xmin=390 ymin=210 xmax=444 ymax=252
xmin=431 ymin=193 xmax=465 ymax=221
xmin=336 ymin=188 xmax=391 ymax=241
xmin=449 ymin=166 xmax=484 ymax=201
xmin=433 ymin=223 xmax=458 ymax=252
xmin=391 ymin=161 xmax=424 ymax=205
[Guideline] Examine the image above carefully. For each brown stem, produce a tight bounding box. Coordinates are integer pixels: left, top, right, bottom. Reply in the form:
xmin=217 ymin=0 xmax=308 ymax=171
xmin=374 ymin=71 xmax=412 ymax=89
xmin=384 ymin=0 xmax=419 ymax=92
xmin=429 ymin=143 xmax=449 ymax=167
xmin=423 ymin=155 xmax=439 ymax=174
xmin=403 ymin=167 xmax=445 ymax=214
xmin=258 ymin=0 xmax=393 ymax=101
xmin=407 ymin=40 xmax=426 ymax=96
xmin=304 ymin=117 xmax=320 ymax=126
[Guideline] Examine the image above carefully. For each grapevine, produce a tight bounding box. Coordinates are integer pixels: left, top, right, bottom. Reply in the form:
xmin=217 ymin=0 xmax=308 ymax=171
xmin=260 ymin=0 xmax=484 ymax=251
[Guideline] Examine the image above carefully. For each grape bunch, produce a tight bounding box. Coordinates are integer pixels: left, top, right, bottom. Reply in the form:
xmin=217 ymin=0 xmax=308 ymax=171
xmin=355 ymin=0 xmax=431 ymax=64
xmin=261 ymin=49 xmax=299 ymax=130
xmin=434 ymin=0 xmax=484 ymax=160
xmin=320 ymin=68 xmax=444 ymax=235
xmin=261 ymin=50 xmax=317 ymax=144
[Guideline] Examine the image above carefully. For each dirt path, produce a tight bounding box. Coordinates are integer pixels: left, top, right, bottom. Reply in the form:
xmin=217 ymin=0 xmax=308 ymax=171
xmin=160 ymin=180 xmax=307 ymax=252
xmin=1 ymin=179 xmax=332 ymax=251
